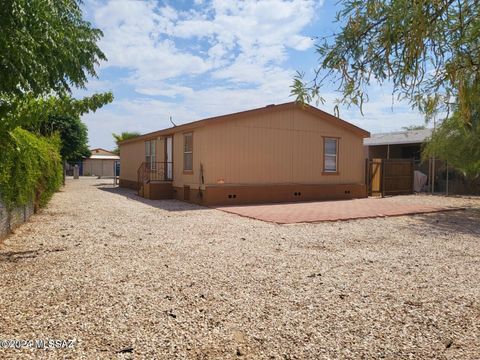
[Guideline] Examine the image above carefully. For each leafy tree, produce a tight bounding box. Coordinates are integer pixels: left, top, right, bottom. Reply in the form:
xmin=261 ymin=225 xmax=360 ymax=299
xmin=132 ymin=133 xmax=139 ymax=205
xmin=0 ymin=0 xmax=112 ymax=139
xmin=34 ymin=115 xmax=91 ymax=163
xmin=0 ymin=128 xmax=63 ymax=209
xmin=112 ymin=132 xmax=141 ymax=154
xmin=0 ymin=0 xmax=113 ymax=208
xmin=292 ymin=0 xmax=480 ymax=182
xmin=292 ymin=0 xmax=480 ymax=126
xmin=423 ymin=113 xmax=480 ymax=183
xmin=1 ymin=92 xmax=113 ymax=136
xmin=0 ymin=0 xmax=105 ymax=97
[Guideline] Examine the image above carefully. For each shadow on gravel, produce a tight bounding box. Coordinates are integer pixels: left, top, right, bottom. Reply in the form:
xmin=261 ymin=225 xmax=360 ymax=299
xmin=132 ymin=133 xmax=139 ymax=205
xmin=96 ymin=185 xmax=208 ymax=212
xmin=402 ymin=208 xmax=480 ymax=237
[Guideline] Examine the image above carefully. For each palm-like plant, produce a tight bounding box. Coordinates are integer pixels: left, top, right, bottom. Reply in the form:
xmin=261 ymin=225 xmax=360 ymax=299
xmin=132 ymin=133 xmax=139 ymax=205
xmin=112 ymin=132 xmax=141 ymax=154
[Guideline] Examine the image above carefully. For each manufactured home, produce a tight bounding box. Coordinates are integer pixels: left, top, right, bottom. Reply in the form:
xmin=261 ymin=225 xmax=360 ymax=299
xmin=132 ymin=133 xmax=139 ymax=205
xmin=119 ymin=102 xmax=370 ymax=205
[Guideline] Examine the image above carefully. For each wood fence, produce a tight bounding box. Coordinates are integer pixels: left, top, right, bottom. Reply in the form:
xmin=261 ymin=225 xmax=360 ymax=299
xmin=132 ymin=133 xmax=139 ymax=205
xmin=367 ymin=159 xmax=414 ymax=197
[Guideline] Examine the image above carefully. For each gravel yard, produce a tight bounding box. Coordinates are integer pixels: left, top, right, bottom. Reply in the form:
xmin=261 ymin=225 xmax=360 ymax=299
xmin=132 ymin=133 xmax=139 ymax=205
xmin=0 ymin=177 xmax=479 ymax=359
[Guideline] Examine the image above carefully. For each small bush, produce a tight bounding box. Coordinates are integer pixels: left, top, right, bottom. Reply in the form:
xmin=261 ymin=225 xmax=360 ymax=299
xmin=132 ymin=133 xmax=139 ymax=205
xmin=0 ymin=127 xmax=63 ymax=210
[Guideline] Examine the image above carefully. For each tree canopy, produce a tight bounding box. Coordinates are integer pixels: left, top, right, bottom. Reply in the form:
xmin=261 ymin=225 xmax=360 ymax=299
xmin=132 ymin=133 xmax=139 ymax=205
xmin=0 ymin=0 xmax=112 ymax=142
xmin=423 ymin=113 xmax=480 ymax=181
xmin=292 ymin=0 xmax=480 ymax=183
xmin=0 ymin=0 xmax=105 ymax=97
xmin=33 ymin=115 xmax=91 ymax=163
xmin=0 ymin=0 xmax=113 ymax=160
xmin=292 ymin=0 xmax=480 ymax=126
xmin=0 ymin=0 xmax=113 ymax=207
xmin=1 ymin=92 xmax=113 ymax=136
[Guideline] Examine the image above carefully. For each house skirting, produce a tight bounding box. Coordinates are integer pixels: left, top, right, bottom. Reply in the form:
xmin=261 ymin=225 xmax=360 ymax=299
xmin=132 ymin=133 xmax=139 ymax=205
xmin=119 ymin=179 xmax=173 ymax=200
xmin=173 ymin=183 xmax=367 ymax=206
xmin=119 ymin=178 xmax=139 ymax=190
xmin=143 ymin=182 xmax=173 ymax=200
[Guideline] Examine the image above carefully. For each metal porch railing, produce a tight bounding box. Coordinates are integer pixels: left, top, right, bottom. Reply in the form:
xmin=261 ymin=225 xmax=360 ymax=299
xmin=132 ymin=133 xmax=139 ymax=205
xmin=137 ymin=162 xmax=173 ymax=196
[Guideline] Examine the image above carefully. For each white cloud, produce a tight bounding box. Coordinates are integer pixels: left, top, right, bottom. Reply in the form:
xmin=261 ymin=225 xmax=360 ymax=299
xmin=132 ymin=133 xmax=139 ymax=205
xmin=84 ymin=85 xmax=426 ymax=149
xmin=80 ymin=0 xmax=425 ymax=149
xmin=135 ymin=84 xmax=194 ymax=98
xmin=287 ymin=35 xmax=315 ymax=51
xmin=91 ymin=0 xmax=319 ymax=93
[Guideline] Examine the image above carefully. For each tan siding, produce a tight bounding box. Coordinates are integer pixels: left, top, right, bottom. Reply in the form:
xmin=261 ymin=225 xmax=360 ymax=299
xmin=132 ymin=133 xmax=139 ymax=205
xmin=119 ymin=140 xmax=145 ymax=182
xmin=198 ymin=107 xmax=365 ymax=185
xmin=121 ymin=105 xmax=366 ymax=189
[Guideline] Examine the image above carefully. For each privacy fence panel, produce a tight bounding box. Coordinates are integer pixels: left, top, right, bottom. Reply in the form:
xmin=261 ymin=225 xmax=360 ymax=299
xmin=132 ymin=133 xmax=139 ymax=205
xmin=368 ymin=159 xmax=414 ymax=197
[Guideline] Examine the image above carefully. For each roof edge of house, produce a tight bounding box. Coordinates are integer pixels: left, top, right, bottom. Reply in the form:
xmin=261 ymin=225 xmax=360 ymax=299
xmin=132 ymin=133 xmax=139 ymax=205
xmin=89 ymin=148 xmax=117 ymax=155
xmin=119 ymin=101 xmax=370 ymax=145
xmin=299 ymin=105 xmax=370 ymax=138
xmin=364 ymin=128 xmax=433 ymax=146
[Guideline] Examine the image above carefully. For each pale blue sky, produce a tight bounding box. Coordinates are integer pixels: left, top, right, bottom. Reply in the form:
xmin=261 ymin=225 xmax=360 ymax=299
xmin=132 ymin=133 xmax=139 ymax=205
xmin=77 ymin=0 xmax=426 ymax=150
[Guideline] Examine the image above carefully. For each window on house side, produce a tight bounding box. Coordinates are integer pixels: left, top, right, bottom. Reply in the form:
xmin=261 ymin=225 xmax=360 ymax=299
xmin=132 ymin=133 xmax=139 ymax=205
xmin=183 ymin=133 xmax=193 ymax=172
xmin=145 ymin=140 xmax=156 ymax=170
xmin=324 ymin=138 xmax=338 ymax=173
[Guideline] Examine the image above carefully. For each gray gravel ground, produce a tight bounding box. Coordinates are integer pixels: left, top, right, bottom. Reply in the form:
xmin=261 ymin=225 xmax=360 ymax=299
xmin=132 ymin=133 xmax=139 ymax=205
xmin=0 ymin=177 xmax=479 ymax=359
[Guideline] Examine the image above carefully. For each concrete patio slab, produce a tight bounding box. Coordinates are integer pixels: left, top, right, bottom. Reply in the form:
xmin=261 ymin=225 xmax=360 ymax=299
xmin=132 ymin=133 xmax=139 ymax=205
xmin=216 ymin=197 xmax=463 ymax=224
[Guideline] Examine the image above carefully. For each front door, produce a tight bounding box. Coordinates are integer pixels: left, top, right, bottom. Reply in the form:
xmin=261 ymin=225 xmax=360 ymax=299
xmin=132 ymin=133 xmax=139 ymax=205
xmin=165 ymin=136 xmax=173 ymax=180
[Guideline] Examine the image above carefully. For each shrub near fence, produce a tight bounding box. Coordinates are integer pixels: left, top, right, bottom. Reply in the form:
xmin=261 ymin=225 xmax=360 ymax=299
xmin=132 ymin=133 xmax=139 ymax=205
xmin=0 ymin=127 xmax=63 ymax=238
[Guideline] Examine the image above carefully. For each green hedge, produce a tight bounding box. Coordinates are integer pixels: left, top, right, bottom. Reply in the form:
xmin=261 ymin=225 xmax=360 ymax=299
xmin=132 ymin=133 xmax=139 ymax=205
xmin=0 ymin=127 xmax=63 ymax=210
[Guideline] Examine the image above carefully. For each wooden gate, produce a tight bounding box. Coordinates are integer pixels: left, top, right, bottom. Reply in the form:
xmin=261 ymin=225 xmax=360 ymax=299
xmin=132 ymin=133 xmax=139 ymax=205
xmin=367 ymin=159 xmax=414 ymax=196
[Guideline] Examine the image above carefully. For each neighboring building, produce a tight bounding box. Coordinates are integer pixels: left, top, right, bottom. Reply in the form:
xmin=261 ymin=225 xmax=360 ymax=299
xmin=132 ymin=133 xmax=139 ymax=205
xmin=119 ymin=102 xmax=370 ymax=205
xmin=364 ymin=128 xmax=433 ymax=161
xmin=83 ymin=148 xmax=120 ymax=177
xmin=363 ymin=128 xmax=475 ymax=195
xmin=363 ymin=129 xmax=433 ymax=194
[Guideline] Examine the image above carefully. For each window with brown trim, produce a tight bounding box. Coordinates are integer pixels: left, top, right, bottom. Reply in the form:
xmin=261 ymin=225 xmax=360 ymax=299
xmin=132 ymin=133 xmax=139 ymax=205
xmin=324 ymin=138 xmax=338 ymax=173
xmin=145 ymin=139 xmax=156 ymax=170
xmin=183 ymin=132 xmax=193 ymax=172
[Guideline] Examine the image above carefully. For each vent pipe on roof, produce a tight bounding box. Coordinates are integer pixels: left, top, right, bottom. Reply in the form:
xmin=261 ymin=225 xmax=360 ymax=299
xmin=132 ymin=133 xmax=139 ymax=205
xmin=266 ymin=104 xmax=275 ymax=107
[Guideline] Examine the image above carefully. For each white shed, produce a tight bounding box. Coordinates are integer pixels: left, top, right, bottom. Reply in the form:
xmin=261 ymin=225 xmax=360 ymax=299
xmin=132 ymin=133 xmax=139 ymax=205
xmin=83 ymin=148 xmax=120 ymax=177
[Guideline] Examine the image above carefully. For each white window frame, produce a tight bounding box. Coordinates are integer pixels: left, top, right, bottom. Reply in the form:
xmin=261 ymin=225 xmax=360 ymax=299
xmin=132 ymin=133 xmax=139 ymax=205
xmin=323 ymin=137 xmax=338 ymax=173
xmin=145 ymin=139 xmax=156 ymax=170
xmin=183 ymin=132 xmax=193 ymax=172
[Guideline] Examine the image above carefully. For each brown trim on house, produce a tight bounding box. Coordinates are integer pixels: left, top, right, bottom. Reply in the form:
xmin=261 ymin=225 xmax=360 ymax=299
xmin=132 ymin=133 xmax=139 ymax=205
xmin=172 ymin=183 xmax=367 ymax=206
xmin=171 ymin=186 xmax=200 ymax=203
xmin=143 ymin=182 xmax=173 ymax=200
xmin=118 ymin=102 xmax=370 ymax=145
xmin=119 ymin=178 xmax=139 ymax=190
